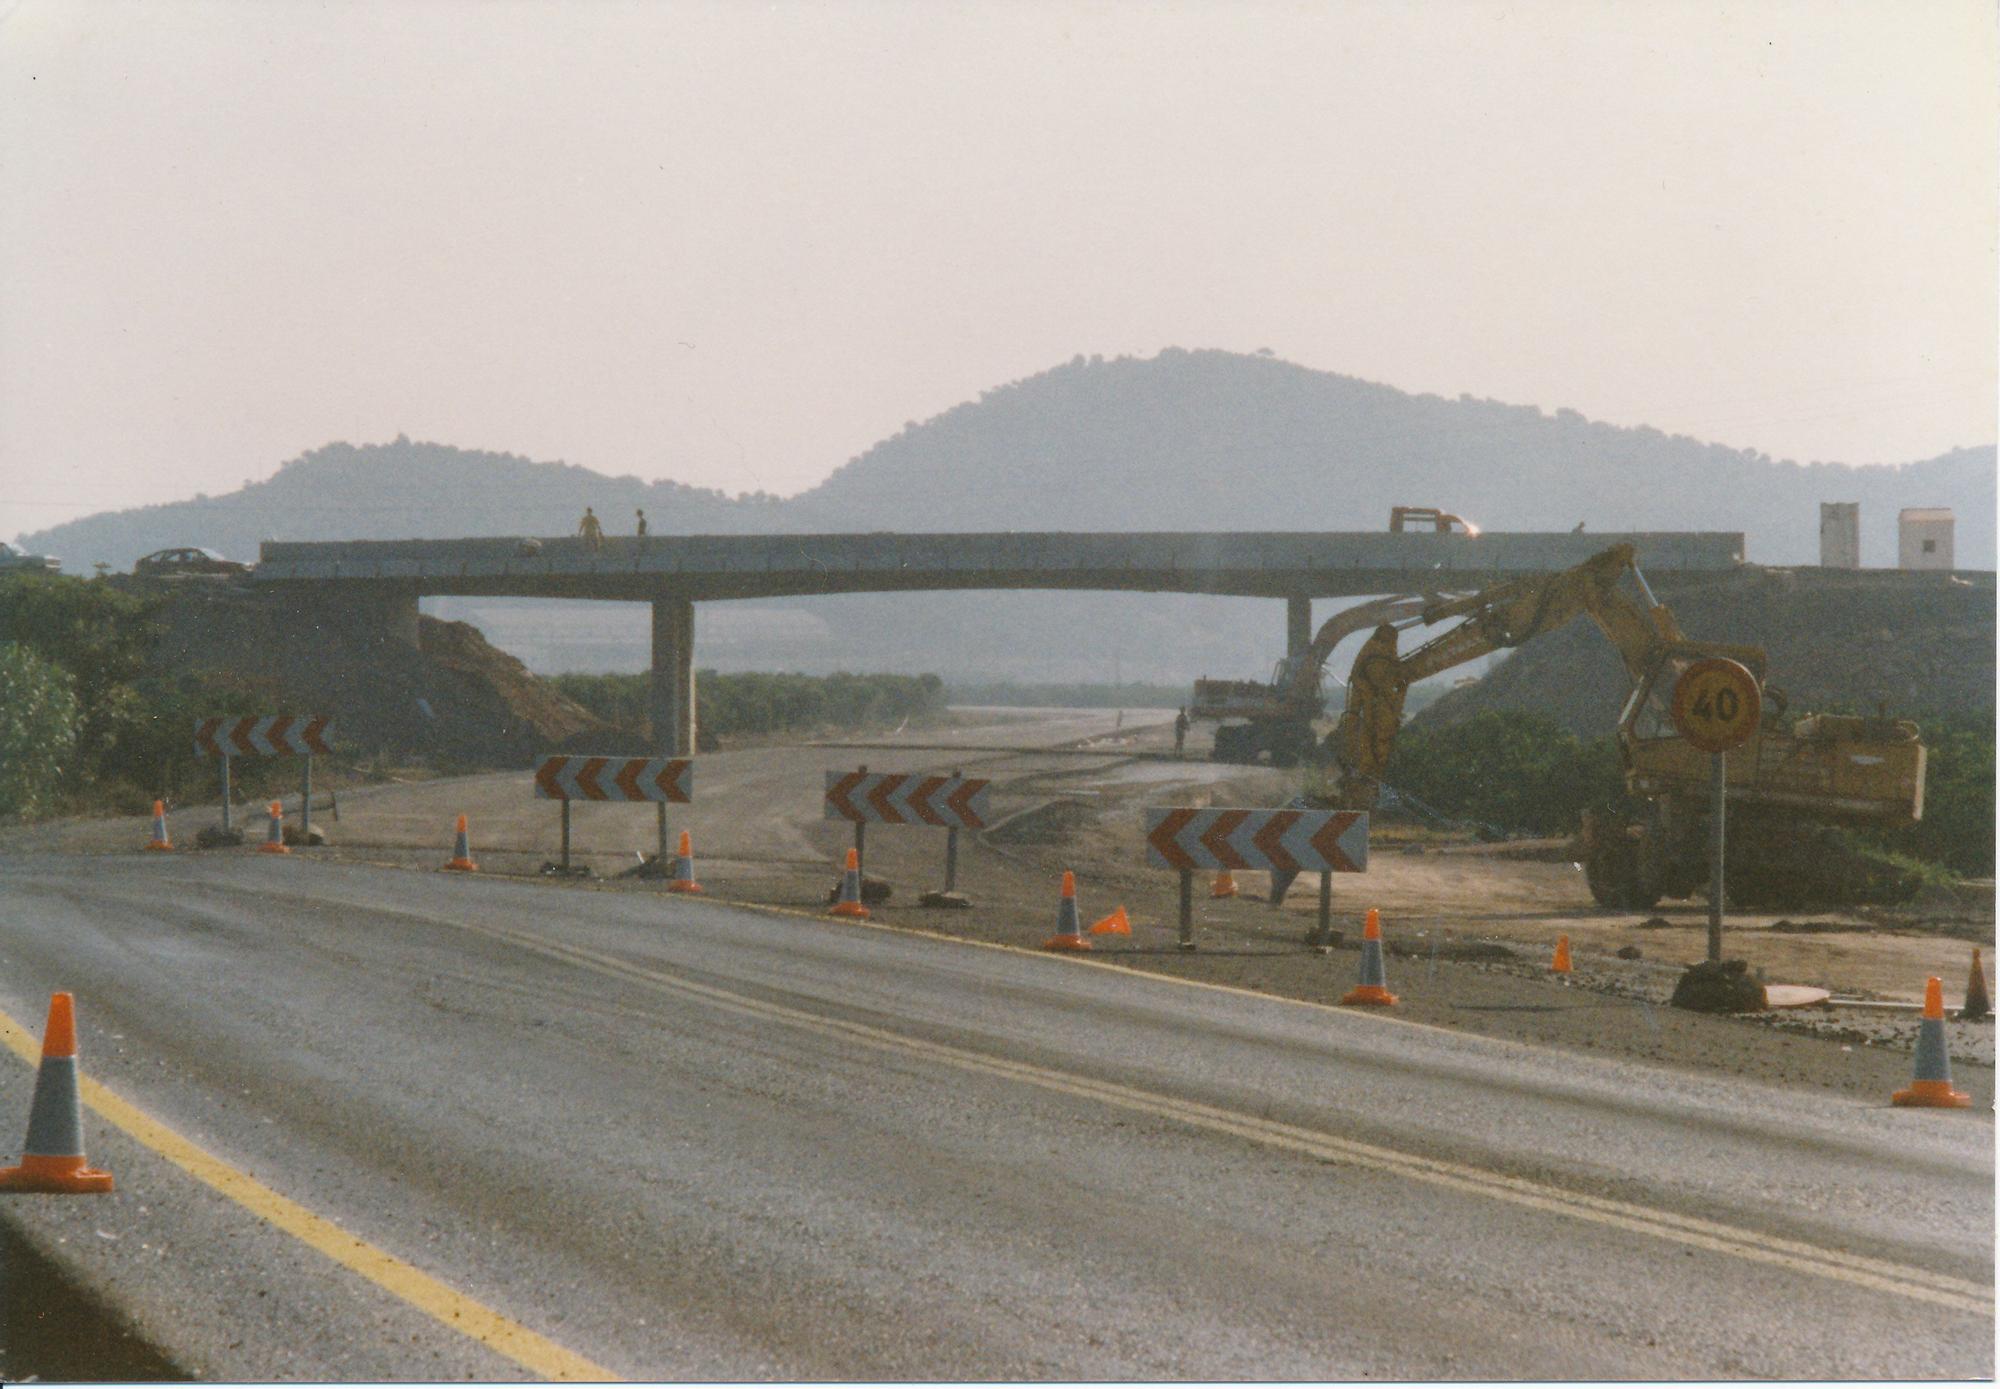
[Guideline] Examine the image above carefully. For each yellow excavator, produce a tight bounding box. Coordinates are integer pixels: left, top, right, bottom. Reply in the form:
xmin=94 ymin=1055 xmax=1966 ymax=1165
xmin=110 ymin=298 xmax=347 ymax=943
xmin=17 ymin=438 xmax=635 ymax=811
xmin=1310 ymin=543 xmax=1928 ymax=908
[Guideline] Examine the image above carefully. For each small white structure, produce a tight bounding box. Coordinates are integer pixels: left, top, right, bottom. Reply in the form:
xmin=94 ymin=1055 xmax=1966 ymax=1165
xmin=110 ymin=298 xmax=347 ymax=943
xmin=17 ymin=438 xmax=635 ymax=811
xmin=1819 ymin=502 xmax=1861 ymax=569
xmin=1898 ymin=508 xmax=1955 ymax=571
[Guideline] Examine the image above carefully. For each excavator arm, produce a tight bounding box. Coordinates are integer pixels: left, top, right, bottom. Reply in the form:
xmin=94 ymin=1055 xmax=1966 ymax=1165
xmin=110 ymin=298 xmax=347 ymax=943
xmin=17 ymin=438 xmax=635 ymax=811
xmin=1324 ymin=544 xmax=1690 ymax=804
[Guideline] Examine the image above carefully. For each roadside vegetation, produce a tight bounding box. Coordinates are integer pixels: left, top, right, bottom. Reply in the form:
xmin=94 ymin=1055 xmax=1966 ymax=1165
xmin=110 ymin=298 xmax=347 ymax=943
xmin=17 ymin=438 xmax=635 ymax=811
xmin=0 ymin=574 xmax=295 ymax=819
xmin=551 ymin=670 xmax=948 ymax=742
xmin=1374 ymin=707 xmax=1994 ymax=877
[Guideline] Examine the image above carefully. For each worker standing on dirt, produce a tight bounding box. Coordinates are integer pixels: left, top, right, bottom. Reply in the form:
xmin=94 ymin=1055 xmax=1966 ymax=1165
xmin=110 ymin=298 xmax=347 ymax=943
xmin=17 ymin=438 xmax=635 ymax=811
xmin=578 ymin=507 xmax=604 ymax=550
xmin=635 ymin=508 xmax=649 ymax=538
xmin=1174 ymin=707 xmax=1190 ymax=757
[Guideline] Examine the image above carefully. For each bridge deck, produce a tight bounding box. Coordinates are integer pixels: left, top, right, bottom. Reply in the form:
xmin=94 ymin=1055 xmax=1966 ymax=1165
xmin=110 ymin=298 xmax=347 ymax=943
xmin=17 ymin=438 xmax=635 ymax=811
xmin=255 ymin=530 xmax=1744 ymax=601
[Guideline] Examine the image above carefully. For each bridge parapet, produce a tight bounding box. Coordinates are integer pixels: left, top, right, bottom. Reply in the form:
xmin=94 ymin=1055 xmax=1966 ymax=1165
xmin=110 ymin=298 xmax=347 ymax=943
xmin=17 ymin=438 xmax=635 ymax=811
xmin=255 ymin=530 xmax=1744 ymax=601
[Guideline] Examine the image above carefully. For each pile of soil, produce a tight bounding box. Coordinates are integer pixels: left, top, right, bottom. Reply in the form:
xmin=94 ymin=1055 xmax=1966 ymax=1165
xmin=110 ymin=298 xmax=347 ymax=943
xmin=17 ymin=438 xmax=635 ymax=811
xmin=1419 ymin=565 xmax=1994 ymax=736
xmin=152 ymin=583 xmax=614 ymax=764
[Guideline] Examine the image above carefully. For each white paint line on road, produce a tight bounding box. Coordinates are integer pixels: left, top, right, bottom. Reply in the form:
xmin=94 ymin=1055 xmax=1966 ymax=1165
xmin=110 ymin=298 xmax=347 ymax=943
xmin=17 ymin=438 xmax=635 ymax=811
xmin=454 ymin=911 xmax=1994 ymax=1318
xmin=0 ymin=1007 xmax=619 ymax=1382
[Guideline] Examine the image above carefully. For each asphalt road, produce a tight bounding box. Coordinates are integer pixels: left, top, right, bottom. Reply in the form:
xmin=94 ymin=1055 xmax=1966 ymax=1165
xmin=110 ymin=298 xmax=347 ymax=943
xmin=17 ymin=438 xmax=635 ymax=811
xmin=0 ymin=850 xmax=1989 ymax=1380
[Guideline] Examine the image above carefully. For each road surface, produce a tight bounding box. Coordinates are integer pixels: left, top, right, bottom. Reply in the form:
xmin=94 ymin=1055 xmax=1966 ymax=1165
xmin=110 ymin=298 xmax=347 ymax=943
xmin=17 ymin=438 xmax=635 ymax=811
xmin=0 ymin=851 xmax=1989 ymax=1380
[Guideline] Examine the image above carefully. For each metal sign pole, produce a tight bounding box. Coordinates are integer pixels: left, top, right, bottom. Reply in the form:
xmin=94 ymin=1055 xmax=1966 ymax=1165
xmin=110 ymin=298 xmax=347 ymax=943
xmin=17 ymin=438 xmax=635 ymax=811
xmin=561 ymin=800 xmax=572 ymax=872
xmin=657 ymin=803 xmax=668 ymax=865
xmin=943 ymin=766 xmax=961 ymax=891
xmin=220 ymin=753 xmax=232 ymax=832
xmin=1178 ymin=869 xmax=1195 ymax=951
xmin=853 ymin=764 xmax=866 ymax=876
xmin=1708 ymin=751 xmax=1726 ymax=964
xmin=1316 ymin=870 xmax=1333 ymax=952
xmin=301 ymin=754 xmax=312 ymax=843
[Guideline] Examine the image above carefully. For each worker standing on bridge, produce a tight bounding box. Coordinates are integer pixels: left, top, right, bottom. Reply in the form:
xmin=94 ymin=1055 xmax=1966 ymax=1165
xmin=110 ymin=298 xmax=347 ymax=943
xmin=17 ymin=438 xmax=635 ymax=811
xmin=1174 ymin=706 xmax=1190 ymax=757
xmin=578 ymin=507 xmax=604 ymax=550
xmin=635 ymin=508 xmax=649 ymax=538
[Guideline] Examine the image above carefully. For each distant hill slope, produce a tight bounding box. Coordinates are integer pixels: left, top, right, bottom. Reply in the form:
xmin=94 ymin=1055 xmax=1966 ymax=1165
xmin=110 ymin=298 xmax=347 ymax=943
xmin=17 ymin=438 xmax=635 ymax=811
xmin=18 ymin=349 xmax=1993 ymax=682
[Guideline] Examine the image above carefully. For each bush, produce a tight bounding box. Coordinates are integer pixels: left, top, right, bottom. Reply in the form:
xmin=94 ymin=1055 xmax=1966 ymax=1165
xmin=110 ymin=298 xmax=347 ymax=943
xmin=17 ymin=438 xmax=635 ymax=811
xmin=1382 ymin=710 xmax=1626 ymax=836
xmin=0 ymin=642 xmax=81 ymax=820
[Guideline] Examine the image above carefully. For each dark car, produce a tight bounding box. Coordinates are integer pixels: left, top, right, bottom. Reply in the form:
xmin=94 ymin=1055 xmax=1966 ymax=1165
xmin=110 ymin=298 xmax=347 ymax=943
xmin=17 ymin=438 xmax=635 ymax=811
xmin=0 ymin=541 xmax=61 ymax=573
xmin=134 ymin=546 xmax=251 ymax=577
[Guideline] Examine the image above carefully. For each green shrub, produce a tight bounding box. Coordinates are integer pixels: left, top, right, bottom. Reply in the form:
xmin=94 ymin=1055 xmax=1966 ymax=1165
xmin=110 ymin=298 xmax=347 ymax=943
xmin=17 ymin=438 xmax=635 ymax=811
xmin=0 ymin=642 xmax=81 ymax=820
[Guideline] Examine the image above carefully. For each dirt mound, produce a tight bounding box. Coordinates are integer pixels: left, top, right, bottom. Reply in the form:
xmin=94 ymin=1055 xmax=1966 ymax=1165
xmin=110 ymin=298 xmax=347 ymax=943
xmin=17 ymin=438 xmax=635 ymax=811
xmin=1419 ymin=566 xmax=1994 ymax=737
xmin=153 ymin=584 xmax=611 ymax=764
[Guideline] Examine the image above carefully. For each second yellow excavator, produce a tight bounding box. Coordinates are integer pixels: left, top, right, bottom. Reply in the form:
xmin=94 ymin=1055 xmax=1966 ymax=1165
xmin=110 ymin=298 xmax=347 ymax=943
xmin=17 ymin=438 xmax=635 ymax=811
xmin=1301 ymin=543 xmax=1927 ymax=908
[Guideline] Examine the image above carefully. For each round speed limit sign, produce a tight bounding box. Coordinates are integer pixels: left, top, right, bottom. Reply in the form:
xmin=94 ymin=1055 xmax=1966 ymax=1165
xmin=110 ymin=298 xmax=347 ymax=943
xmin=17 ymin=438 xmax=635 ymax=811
xmin=1670 ymin=658 xmax=1762 ymax=753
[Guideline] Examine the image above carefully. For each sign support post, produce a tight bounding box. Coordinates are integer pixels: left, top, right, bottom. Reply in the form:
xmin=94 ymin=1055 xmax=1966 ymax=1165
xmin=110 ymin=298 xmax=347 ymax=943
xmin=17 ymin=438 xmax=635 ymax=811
xmin=301 ymin=754 xmax=312 ymax=843
xmin=943 ymin=767 xmax=962 ymax=890
xmin=1316 ymin=870 xmax=1333 ymax=952
xmin=657 ymin=804 xmax=668 ymax=865
xmin=1178 ymin=869 xmax=1195 ymax=951
xmin=560 ymin=801 xmax=572 ymax=872
xmin=1708 ymin=752 xmax=1726 ymax=963
xmin=1667 ymin=656 xmax=1760 ymax=972
xmin=219 ymin=753 xmax=232 ymax=833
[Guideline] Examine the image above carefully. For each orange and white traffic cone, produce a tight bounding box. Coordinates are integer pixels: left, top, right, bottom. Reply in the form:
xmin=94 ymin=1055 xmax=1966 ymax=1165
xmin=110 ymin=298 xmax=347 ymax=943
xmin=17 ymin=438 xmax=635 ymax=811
xmin=666 ymin=830 xmax=703 ymax=895
xmin=258 ymin=800 xmax=289 ymax=854
xmin=1043 ymin=871 xmax=1090 ymax=951
xmin=1551 ymin=934 xmax=1573 ymax=974
xmin=1340 ymin=908 xmax=1398 ymax=1006
xmin=1089 ymin=904 xmax=1131 ymax=936
xmin=1210 ymin=869 xmax=1238 ymax=899
xmin=829 ymin=848 xmax=869 ymax=919
xmin=443 ymin=814 xmax=477 ymax=872
xmin=0 ymin=993 xmax=113 ymax=1193
xmin=145 ymin=799 xmax=173 ymax=852
xmin=1893 ymin=977 xmax=1971 ymax=1108
xmin=1961 ymin=949 xmax=1991 ymax=1023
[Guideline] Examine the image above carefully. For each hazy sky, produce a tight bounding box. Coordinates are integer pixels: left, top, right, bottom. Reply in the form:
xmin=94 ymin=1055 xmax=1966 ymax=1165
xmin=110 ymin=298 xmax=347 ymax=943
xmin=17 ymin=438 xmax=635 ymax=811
xmin=3 ymin=0 xmax=1994 ymax=543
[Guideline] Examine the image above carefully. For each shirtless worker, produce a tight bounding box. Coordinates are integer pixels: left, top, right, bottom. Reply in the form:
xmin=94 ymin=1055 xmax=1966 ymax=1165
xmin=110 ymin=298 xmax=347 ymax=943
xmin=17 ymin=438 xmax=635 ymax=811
xmin=578 ymin=507 xmax=604 ymax=550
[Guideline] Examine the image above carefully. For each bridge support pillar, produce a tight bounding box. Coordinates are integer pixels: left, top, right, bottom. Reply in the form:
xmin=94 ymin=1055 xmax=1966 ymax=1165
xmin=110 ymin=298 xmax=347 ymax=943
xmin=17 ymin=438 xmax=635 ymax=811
xmin=1286 ymin=594 xmax=1312 ymax=661
xmin=650 ymin=596 xmax=696 ymax=757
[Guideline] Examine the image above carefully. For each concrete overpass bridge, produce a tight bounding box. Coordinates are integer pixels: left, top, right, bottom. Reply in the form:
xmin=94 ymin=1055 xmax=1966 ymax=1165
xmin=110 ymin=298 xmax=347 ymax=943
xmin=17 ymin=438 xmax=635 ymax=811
xmin=254 ymin=529 xmax=1745 ymax=755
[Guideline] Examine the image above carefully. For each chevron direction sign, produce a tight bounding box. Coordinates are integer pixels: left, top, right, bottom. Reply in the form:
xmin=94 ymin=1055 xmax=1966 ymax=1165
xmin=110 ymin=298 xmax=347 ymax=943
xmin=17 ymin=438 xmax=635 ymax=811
xmin=533 ymin=756 xmax=693 ymax=803
xmin=194 ymin=715 xmax=335 ymax=758
xmin=823 ymin=770 xmax=992 ymax=830
xmin=1144 ymin=807 xmax=1368 ymax=874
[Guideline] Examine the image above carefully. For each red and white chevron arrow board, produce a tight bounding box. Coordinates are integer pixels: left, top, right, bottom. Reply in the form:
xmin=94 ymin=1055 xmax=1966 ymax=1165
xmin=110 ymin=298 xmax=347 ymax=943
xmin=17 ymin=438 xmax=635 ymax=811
xmin=193 ymin=715 xmax=335 ymax=758
xmin=533 ymin=756 xmax=692 ymax=802
xmin=823 ymin=771 xmax=990 ymax=829
xmin=1143 ymin=807 xmax=1367 ymax=873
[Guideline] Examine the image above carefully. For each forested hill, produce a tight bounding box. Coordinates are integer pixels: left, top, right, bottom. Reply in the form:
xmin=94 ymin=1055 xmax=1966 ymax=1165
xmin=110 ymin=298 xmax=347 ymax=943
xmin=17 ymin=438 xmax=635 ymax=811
xmin=788 ymin=350 xmax=1994 ymax=568
xmin=19 ymin=349 xmax=1994 ymax=572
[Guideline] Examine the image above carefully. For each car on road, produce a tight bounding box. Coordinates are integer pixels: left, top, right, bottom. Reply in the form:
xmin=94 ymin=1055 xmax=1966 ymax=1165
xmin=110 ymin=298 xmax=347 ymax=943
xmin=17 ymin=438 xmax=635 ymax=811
xmin=0 ymin=540 xmax=61 ymax=573
xmin=134 ymin=546 xmax=252 ymax=578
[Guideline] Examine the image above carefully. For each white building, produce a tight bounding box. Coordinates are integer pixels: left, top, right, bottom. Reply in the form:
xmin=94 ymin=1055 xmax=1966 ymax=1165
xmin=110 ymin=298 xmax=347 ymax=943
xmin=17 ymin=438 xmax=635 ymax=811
xmin=1898 ymin=508 xmax=1955 ymax=571
xmin=1819 ymin=502 xmax=1861 ymax=568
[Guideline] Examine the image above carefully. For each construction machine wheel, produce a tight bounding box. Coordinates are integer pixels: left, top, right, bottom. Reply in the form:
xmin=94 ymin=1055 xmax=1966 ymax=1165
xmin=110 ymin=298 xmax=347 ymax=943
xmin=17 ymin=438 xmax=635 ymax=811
xmin=1211 ymin=724 xmax=1258 ymax=765
xmin=1581 ymin=808 xmax=1664 ymax=911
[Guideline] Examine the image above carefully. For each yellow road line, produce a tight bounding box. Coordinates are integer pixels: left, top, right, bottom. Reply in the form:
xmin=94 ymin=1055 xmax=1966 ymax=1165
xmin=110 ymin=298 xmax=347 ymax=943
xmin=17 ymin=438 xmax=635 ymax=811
xmin=0 ymin=1010 xmax=617 ymax=1382
xmin=455 ymin=913 xmax=1994 ymax=1317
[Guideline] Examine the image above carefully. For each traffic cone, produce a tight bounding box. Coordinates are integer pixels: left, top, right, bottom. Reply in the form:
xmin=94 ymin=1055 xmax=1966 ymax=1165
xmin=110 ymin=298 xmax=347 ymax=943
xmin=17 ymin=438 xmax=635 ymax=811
xmin=1043 ymin=871 xmax=1090 ymax=951
xmin=0 ymin=993 xmax=113 ymax=1193
xmin=1551 ymin=934 xmax=1573 ymax=974
xmin=829 ymin=848 xmax=869 ymax=919
xmin=443 ymin=814 xmax=477 ymax=872
xmin=1960 ymin=949 xmax=1991 ymax=1023
xmin=145 ymin=800 xmax=173 ymax=852
xmin=258 ymin=800 xmax=289 ymax=854
xmin=666 ymin=830 xmax=703 ymax=895
xmin=1892 ymin=977 xmax=1971 ymax=1108
xmin=1210 ymin=869 xmax=1239 ymax=899
xmin=1340 ymin=908 xmax=1398 ymax=1006
xmin=1089 ymin=905 xmax=1131 ymax=936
